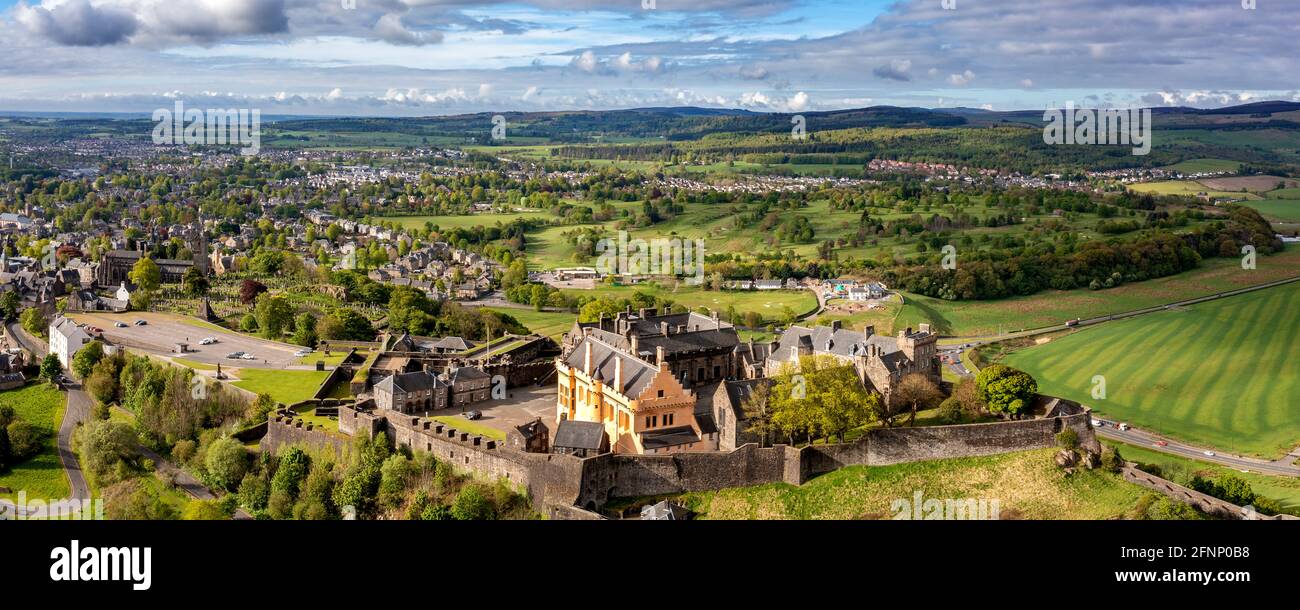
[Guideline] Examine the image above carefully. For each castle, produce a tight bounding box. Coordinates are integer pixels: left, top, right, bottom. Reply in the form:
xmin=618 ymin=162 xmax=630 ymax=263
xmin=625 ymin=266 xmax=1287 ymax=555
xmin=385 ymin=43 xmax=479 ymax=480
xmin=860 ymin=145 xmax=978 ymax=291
xmin=554 ymin=309 xmax=940 ymax=455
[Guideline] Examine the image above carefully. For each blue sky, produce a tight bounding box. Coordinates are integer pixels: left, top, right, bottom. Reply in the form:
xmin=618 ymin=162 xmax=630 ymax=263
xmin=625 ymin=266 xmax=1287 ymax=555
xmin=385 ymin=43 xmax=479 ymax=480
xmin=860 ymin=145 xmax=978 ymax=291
xmin=0 ymin=0 xmax=1296 ymax=116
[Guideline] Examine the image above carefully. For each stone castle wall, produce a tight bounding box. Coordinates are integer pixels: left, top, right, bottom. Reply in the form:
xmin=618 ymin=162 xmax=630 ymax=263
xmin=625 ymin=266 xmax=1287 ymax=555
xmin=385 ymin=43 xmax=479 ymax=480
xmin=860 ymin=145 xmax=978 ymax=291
xmin=266 ymin=398 xmax=1101 ymax=515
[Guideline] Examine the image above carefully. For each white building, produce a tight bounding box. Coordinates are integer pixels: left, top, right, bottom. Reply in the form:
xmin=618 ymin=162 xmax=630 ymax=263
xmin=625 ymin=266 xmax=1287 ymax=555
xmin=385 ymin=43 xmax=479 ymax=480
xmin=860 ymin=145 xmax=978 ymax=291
xmin=49 ymin=316 xmax=93 ymax=368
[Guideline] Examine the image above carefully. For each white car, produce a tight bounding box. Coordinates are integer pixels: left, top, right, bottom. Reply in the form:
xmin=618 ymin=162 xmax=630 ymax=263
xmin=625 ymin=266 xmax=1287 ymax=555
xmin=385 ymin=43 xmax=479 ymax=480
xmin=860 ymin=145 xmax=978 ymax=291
xmin=241 ymin=353 xmax=257 ymax=360
xmin=199 ymin=337 xmax=217 ymax=345
xmin=294 ymin=349 xmax=313 ymax=357
xmin=1204 ymin=451 xmax=1216 ymax=457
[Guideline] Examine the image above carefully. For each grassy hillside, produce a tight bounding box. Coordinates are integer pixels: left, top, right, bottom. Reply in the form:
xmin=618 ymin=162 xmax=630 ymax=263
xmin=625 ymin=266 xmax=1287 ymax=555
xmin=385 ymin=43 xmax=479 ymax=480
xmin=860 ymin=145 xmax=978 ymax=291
xmin=0 ymin=383 xmax=70 ymax=502
xmin=678 ymin=448 xmax=1149 ymax=520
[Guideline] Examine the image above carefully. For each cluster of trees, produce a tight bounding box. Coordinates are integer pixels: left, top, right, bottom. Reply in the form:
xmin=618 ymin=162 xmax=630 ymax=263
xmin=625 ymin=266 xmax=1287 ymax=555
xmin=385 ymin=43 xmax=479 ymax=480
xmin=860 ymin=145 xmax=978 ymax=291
xmin=1188 ymin=474 xmax=1282 ymax=516
xmin=232 ymin=435 xmax=535 ymax=520
xmin=83 ymin=352 xmax=249 ymax=450
xmin=0 ymin=404 xmax=43 ymax=471
xmin=889 ymin=205 xmax=1282 ymax=301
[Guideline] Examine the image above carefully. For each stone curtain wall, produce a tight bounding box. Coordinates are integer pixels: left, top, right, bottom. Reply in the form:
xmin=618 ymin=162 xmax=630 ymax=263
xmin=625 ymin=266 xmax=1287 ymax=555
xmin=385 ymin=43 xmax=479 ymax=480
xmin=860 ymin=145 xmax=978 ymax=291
xmin=1122 ymin=465 xmax=1299 ymax=521
xmin=262 ymin=416 xmax=349 ymax=456
xmin=272 ymin=399 xmax=1102 ymax=515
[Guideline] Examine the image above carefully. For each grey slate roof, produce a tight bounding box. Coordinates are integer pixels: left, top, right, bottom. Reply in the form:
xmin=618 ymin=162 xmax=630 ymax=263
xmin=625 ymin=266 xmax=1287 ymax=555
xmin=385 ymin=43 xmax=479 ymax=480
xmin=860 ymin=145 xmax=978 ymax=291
xmin=641 ymin=425 xmax=701 ymax=450
xmin=564 ymin=336 xmax=661 ymax=399
xmin=553 ymin=420 xmax=607 ymax=451
xmin=374 ymin=370 xmax=445 ymax=394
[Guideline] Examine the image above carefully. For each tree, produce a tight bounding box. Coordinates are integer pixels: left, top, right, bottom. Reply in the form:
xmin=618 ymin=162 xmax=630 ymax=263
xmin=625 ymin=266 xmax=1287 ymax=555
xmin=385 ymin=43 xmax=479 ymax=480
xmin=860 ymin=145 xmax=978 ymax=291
xmin=239 ymin=279 xmax=268 ymax=305
xmin=577 ymin=297 xmax=623 ymax=323
xmin=239 ymin=314 xmax=259 ymax=333
xmin=20 ymin=307 xmax=47 ymax=339
xmin=291 ymin=313 xmax=317 ymax=347
xmin=975 ymin=364 xmax=1038 ymax=417
xmin=40 ymin=354 xmax=62 ymax=384
xmin=181 ymin=267 xmax=209 ymax=298
xmin=895 ymin=373 xmax=943 ymax=426
xmin=253 ymin=293 xmax=293 ymax=340
xmin=0 ymin=291 xmax=19 ymax=320
xmin=739 ymin=381 xmax=773 ymax=446
xmin=71 ymin=341 xmax=105 ymax=380
xmin=204 ymin=437 xmax=249 ymax=491
xmin=129 ymin=257 xmax=161 ymax=292
xmin=181 ymin=499 xmax=231 ymax=520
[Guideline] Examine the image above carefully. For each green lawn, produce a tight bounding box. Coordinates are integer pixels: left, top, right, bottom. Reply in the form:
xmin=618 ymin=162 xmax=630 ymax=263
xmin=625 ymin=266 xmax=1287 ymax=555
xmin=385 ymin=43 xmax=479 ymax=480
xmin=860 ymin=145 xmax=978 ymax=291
xmin=1127 ymin=180 xmax=1255 ymax=200
xmin=386 ymin=211 xmax=552 ymax=232
xmin=485 ymin=307 xmax=574 ymax=340
xmin=678 ymin=448 xmax=1148 ymax=520
xmin=0 ymin=383 xmax=70 ymax=502
xmin=232 ymin=369 xmax=331 ymax=406
xmin=1002 ymin=281 xmax=1300 ymax=458
xmin=297 ymin=351 xmax=349 ymax=367
xmin=895 ymin=244 xmax=1300 ymax=336
xmin=429 ymin=415 xmax=506 ymax=441
xmin=562 ymin=283 xmax=817 ymax=323
xmin=1105 ymin=441 xmax=1300 ymax=516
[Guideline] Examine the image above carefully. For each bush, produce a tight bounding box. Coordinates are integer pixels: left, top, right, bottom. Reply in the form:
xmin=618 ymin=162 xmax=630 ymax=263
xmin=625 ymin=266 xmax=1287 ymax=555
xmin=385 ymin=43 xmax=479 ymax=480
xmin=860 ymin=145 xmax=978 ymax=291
xmin=182 ymin=499 xmax=231 ymax=520
xmin=5 ymin=419 xmax=40 ymax=459
xmin=937 ymin=397 xmax=964 ymax=424
xmin=237 ymin=473 xmax=270 ymax=511
xmin=1099 ymin=445 xmax=1124 ymax=473
xmin=1055 ymin=428 xmax=1079 ymax=450
xmin=203 ymin=437 xmax=249 ymax=491
xmin=171 ymin=439 xmax=197 ymax=465
xmin=451 ymin=484 xmax=495 ymax=521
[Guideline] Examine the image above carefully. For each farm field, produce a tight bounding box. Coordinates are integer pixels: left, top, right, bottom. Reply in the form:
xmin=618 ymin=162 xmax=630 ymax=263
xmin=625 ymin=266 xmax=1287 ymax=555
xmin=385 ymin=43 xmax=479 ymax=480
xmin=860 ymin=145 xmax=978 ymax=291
xmin=385 ymin=211 xmax=551 ymax=232
xmin=894 ymin=243 xmax=1300 ymax=336
xmin=1001 ymin=281 xmax=1300 ymax=458
xmin=1105 ymin=441 xmax=1300 ymax=516
xmin=1164 ymin=158 xmax=1241 ymax=174
xmin=1241 ymin=198 xmax=1300 ymax=223
xmin=1126 ymin=180 xmax=1258 ymax=200
xmin=0 ymin=383 xmax=70 ymax=502
xmin=677 ymin=448 xmax=1149 ymax=520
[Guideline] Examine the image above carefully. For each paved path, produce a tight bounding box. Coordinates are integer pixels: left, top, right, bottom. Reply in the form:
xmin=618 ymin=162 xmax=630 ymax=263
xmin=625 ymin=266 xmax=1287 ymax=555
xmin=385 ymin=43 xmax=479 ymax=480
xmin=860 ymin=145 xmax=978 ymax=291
xmin=59 ymin=385 xmax=93 ymax=501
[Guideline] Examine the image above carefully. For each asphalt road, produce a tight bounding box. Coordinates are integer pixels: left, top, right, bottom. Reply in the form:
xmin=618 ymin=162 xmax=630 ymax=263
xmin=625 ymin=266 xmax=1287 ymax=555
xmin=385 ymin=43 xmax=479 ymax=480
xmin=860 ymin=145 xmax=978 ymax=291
xmin=1095 ymin=423 xmax=1300 ymax=478
xmin=60 ymin=385 xmax=93 ymax=501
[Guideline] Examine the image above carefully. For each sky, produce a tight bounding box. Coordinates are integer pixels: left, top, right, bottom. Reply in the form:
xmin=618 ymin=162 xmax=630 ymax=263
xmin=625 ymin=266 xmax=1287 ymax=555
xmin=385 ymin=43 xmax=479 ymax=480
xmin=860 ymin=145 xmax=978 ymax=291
xmin=0 ymin=0 xmax=1297 ymax=116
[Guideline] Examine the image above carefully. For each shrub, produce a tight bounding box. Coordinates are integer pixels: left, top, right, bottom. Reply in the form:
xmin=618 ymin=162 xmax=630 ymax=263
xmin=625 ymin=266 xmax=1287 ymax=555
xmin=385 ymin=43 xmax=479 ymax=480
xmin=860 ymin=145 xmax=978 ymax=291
xmin=203 ymin=437 xmax=249 ymax=491
xmin=1099 ymin=445 xmax=1124 ymax=473
xmin=1055 ymin=428 xmax=1079 ymax=450
xmin=451 ymin=484 xmax=495 ymax=521
xmin=5 ymin=419 xmax=40 ymax=459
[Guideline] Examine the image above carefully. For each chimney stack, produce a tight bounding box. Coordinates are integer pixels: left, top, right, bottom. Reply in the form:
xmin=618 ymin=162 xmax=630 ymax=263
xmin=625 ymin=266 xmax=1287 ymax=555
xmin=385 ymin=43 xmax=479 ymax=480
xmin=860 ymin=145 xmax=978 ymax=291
xmin=614 ymin=357 xmax=623 ymax=392
xmin=660 ymin=321 xmax=670 ymax=336
xmin=584 ymin=341 xmax=593 ymax=375
xmin=630 ymin=334 xmax=640 ymax=356
xmin=656 ymin=345 xmax=666 ymax=369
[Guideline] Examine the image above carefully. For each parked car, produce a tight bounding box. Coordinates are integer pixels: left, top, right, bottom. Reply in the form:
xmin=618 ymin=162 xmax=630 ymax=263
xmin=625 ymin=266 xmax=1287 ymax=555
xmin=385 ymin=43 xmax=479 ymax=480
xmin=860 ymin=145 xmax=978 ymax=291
xmin=114 ymin=321 xmax=127 ymax=328
xmin=241 ymin=353 xmax=257 ymax=360
xmin=464 ymin=410 xmax=483 ymax=421
xmin=226 ymin=352 xmax=246 ymax=359
xmin=294 ymin=349 xmax=313 ymax=357
xmin=199 ymin=337 xmax=217 ymax=345
xmin=133 ymin=319 xmax=147 ymax=326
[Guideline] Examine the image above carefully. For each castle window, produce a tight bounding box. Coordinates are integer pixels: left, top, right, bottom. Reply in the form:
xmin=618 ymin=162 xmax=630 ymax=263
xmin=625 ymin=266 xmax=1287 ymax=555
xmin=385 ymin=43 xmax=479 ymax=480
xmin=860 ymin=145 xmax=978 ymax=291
xmin=657 ymin=390 xmax=664 ymax=398
xmin=665 ymin=413 xmax=674 ymax=426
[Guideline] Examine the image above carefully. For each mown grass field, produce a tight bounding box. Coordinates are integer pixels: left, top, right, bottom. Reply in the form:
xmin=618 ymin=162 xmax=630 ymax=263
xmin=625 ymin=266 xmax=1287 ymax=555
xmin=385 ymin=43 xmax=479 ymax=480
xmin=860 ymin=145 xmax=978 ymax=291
xmin=561 ymin=283 xmax=818 ymax=323
xmin=1105 ymin=441 xmax=1300 ymax=516
xmin=0 ymin=383 xmax=70 ymax=502
xmin=895 ymin=244 xmax=1300 ymax=336
xmin=1126 ymin=180 xmax=1259 ymax=200
xmin=484 ymin=307 xmax=574 ymax=340
xmin=232 ymin=369 xmax=331 ymax=406
xmin=1164 ymin=158 xmax=1242 ymax=174
xmin=678 ymin=448 xmax=1148 ymax=520
xmin=1002 ymin=281 xmax=1300 ymax=458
